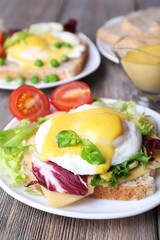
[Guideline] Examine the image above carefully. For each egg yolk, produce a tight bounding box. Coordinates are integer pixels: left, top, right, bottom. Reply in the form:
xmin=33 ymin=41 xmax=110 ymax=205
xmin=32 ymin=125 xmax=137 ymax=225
xmin=6 ymin=34 xmax=75 ymax=70
xmin=41 ymin=108 xmax=129 ymax=174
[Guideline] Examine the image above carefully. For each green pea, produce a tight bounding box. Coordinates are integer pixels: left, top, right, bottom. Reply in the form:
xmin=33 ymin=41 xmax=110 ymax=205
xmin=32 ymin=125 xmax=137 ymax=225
xmin=34 ymin=59 xmax=43 ymax=67
xmin=61 ymin=55 xmax=68 ymax=62
xmin=5 ymin=76 xmax=11 ymax=82
xmin=63 ymin=43 xmax=71 ymax=48
xmin=54 ymin=43 xmax=62 ymax=48
xmin=15 ymin=76 xmax=25 ymax=86
xmin=42 ymin=76 xmax=49 ymax=83
xmin=30 ymin=76 xmax=38 ymax=84
xmin=0 ymin=58 xmax=5 ymax=65
xmin=49 ymin=74 xmax=58 ymax=82
xmin=50 ymin=59 xmax=59 ymax=67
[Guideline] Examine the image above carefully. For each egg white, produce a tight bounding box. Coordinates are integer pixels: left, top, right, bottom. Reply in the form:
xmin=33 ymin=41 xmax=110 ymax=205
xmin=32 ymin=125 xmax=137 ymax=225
xmin=35 ymin=104 xmax=142 ymax=175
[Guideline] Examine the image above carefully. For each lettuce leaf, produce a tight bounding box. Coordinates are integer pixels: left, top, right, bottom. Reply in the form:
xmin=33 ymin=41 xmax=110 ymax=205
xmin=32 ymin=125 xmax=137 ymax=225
xmin=25 ymin=187 xmax=44 ymax=196
xmin=90 ymin=147 xmax=151 ymax=187
xmin=94 ymin=100 xmax=152 ymax=136
xmin=37 ymin=117 xmax=48 ymax=124
xmin=0 ymin=146 xmax=30 ymax=185
xmin=0 ymin=119 xmax=37 ymax=185
xmin=0 ymin=119 xmax=37 ymax=147
xmin=4 ymin=29 xmax=30 ymax=48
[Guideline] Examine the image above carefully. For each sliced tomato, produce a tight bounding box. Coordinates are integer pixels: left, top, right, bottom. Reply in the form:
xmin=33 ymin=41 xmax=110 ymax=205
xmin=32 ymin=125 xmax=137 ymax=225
xmin=50 ymin=81 xmax=93 ymax=111
xmin=0 ymin=45 xmax=3 ymax=57
xmin=0 ymin=30 xmax=4 ymax=44
xmin=9 ymin=85 xmax=50 ymax=122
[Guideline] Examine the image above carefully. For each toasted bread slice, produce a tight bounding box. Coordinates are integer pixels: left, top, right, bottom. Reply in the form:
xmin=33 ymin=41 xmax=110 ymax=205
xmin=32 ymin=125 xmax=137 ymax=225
xmin=97 ymin=18 xmax=160 ymax=48
xmin=0 ymin=39 xmax=87 ymax=81
xmin=97 ymin=21 xmax=127 ymax=44
xmin=122 ymin=7 xmax=160 ymax=38
xmin=90 ymin=170 xmax=155 ymax=200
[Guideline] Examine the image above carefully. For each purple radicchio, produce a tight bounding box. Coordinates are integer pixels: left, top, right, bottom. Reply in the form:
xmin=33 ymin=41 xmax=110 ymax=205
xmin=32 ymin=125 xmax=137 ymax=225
xmin=63 ymin=19 xmax=77 ymax=33
xmin=143 ymin=136 xmax=160 ymax=156
xmin=31 ymin=156 xmax=88 ymax=196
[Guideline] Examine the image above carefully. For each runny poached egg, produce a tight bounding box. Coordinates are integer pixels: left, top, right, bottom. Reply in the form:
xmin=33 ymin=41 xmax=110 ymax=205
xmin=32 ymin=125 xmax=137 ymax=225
xmin=35 ymin=104 xmax=142 ymax=176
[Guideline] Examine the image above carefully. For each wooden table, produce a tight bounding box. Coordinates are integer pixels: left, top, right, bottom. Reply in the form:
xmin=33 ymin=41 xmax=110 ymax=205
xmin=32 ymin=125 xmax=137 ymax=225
xmin=0 ymin=0 xmax=160 ymax=239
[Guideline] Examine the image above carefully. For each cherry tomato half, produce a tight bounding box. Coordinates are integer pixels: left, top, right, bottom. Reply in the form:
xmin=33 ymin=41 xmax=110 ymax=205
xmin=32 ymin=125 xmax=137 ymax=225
xmin=9 ymin=85 xmax=50 ymax=122
xmin=50 ymin=81 xmax=93 ymax=111
xmin=0 ymin=30 xmax=4 ymax=44
xmin=0 ymin=45 xmax=3 ymax=57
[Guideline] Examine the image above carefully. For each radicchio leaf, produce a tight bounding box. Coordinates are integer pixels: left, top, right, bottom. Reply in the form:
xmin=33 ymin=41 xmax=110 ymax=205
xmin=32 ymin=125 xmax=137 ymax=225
xmin=32 ymin=158 xmax=88 ymax=196
xmin=8 ymin=29 xmax=21 ymax=36
xmin=143 ymin=136 xmax=160 ymax=156
xmin=63 ymin=19 xmax=77 ymax=33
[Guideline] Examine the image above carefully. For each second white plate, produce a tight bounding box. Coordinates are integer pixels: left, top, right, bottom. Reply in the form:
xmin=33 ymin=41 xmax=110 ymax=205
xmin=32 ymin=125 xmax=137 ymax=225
xmin=0 ymin=32 xmax=101 ymax=90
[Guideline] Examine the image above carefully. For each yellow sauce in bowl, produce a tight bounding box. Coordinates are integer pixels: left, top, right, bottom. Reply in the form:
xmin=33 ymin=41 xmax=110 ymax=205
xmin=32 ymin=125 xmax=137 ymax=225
xmin=121 ymin=45 xmax=160 ymax=93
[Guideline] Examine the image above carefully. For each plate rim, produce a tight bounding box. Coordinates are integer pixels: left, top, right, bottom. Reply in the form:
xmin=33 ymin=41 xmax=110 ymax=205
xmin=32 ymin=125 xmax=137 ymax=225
xmin=0 ymin=32 xmax=101 ymax=90
xmin=96 ymin=16 xmax=125 ymax=63
xmin=0 ymin=98 xmax=160 ymax=219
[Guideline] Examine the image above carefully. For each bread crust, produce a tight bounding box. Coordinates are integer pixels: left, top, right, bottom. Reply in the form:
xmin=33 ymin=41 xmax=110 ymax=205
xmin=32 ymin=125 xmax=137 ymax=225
xmin=0 ymin=39 xmax=88 ymax=81
xmin=90 ymin=170 xmax=155 ymax=200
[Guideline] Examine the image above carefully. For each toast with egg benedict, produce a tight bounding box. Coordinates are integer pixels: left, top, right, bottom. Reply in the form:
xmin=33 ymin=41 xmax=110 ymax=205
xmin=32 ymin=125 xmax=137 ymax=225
xmin=0 ymin=22 xmax=88 ymax=83
xmin=1 ymin=99 xmax=160 ymax=208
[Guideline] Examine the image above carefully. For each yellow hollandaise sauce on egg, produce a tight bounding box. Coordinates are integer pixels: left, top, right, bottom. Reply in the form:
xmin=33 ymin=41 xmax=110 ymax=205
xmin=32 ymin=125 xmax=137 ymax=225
xmin=6 ymin=34 xmax=76 ymax=70
xmin=35 ymin=107 xmax=141 ymax=176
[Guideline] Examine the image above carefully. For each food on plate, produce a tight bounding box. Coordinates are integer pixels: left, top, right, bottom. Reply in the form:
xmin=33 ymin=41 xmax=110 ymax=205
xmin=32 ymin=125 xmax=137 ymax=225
xmin=50 ymin=81 xmax=93 ymax=111
xmin=97 ymin=7 xmax=160 ymax=48
xmin=121 ymin=44 xmax=160 ymax=93
xmin=0 ymin=20 xmax=88 ymax=84
xmin=1 ymin=93 xmax=160 ymax=208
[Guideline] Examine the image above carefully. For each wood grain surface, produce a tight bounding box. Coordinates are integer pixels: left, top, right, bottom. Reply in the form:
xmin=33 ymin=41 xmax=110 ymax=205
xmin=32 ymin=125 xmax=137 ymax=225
xmin=0 ymin=0 xmax=160 ymax=239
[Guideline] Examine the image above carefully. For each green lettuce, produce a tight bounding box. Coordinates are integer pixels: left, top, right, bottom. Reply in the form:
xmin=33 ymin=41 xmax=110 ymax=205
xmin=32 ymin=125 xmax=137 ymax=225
xmin=25 ymin=187 xmax=44 ymax=196
xmin=0 ymin=146 xmax=30 ymax=185
xmin=0 ymin=119 xmax=37 ymax=185
xmin=4 ymin=29 xmax=30 ymax=48
xmin=0 ymin=119 xmax=37 ymax=147
xmin=37 ymin=117 xmax=48 ymax=124
xmin=90 ymin=147 xmax=151 ymax=187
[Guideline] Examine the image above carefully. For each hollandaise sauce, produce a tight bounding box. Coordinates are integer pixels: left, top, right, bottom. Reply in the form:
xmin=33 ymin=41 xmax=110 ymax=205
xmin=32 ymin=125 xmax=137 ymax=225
xmin=6 ymin=34 xmax=76 ymax=70
xmin=121 ymin=44 xmax=160 ymax=93
xmin=41 ymin=108 xmax=129 ymax=174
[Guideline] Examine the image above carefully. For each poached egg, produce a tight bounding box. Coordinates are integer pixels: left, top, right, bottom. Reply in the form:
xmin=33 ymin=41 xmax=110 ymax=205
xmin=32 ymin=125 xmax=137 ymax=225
xmin=6 ymin=23 xmax=85 ymax=70
xmin=35 ymin=104 xmax=142 ymax=176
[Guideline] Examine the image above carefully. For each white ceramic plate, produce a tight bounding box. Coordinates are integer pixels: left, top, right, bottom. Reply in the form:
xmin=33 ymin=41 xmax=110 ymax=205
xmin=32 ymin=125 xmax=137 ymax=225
xmin=0 ymin=98 xmax=160 ymax=219
xmin=96 ymin=16 xmax=124 ymax=63
xmin=0 ymin=33 xmax=101 ymax=90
